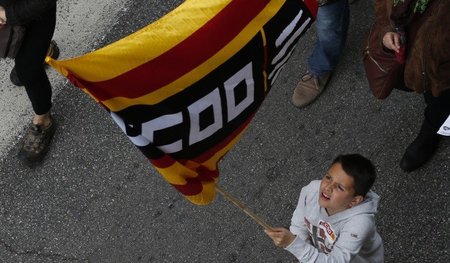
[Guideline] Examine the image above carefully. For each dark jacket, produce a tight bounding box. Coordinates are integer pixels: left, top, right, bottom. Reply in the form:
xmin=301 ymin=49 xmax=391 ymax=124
xmin=0 ymin=0 xmax=56 ymax=25
xmin=375 ymin=0 xmax=450 ymax=97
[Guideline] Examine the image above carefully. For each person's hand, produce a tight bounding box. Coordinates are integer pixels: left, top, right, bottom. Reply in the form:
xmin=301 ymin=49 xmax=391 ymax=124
xmin=264 ymin=227 xmax=296 ymax=248
xmin=0 ymin=6 xmax=6 ymax=25
xmin=382 ymin=32 xmax=401 ymax=53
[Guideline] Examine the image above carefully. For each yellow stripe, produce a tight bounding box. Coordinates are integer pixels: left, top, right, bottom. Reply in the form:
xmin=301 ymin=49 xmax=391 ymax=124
xmin=260 ymin=29 xmax=269 ymax=94
xmin=184 ymin=180 xmax=217 ymax=205
xmin=152 ymin=127 xmax=249 ymax=204
xmin=48 ymin=0 xmax=232 ymax=81
xmin=154 ymin=161 xmax=200 ymax=185
xmin=155 ymin=163 xmax=217 ymax=205
xmin=102 ymin=0 xmax=286 ymax=112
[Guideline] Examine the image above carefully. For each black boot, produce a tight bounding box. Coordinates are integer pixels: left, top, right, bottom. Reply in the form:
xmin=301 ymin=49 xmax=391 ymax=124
xmin=400 ymin=121 xmax=441 ymax=172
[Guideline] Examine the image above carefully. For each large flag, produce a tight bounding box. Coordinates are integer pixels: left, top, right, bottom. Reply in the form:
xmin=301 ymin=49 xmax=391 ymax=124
xmin=48 ymin=0 xmax=318 ymax=205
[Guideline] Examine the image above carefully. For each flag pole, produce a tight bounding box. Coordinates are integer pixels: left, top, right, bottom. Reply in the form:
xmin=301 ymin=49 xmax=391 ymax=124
xmin=216 ymin=185 xmax=273 ymax=231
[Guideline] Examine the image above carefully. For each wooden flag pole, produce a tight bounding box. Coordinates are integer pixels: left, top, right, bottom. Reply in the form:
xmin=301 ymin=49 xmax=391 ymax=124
xmin=216 ymin=185 xmax=273 ymax=231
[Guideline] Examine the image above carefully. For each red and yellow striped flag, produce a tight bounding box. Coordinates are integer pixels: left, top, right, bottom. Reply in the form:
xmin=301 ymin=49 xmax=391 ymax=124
xmin=47 ymin=0 xmax=317 ymax=205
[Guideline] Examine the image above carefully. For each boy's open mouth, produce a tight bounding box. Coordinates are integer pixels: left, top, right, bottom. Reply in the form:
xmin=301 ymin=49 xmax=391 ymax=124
xmin=321 ymin=192 xmax=331 ymax=200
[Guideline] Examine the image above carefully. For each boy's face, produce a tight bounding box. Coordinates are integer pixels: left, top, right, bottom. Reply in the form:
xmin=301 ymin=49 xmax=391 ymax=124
xmin=318 ymin=163 xmax=364 ymax=216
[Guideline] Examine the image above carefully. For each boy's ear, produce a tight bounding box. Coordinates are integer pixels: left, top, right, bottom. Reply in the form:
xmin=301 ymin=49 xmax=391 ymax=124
xmin=349 ymin=195 xmax=364 ymax=208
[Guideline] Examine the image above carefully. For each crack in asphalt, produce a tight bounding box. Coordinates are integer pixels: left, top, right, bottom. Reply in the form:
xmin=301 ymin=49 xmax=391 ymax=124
xmin=0 ymin=238 xmax=87 ymax=262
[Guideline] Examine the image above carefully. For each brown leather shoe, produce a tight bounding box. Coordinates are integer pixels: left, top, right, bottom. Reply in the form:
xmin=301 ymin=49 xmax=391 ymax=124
xmin=291 ymin=72 xmax=331 ymax=108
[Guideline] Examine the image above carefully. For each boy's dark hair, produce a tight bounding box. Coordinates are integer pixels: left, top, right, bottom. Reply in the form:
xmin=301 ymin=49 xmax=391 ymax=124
xmin=331 ymin=154 xmax=376 ymax=197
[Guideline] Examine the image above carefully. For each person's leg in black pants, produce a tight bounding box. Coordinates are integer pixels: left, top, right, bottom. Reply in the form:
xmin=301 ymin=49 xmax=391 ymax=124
xmin=424 ymin=89 xmax=450 ymax=132
xmin=400 ymin=89 xmax=450 ymax=172
xmin=15 ymin=5 xmax=57 ymax=163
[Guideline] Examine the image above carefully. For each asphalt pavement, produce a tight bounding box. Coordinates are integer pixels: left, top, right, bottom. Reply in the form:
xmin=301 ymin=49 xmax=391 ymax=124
xmin=0 ymin=0 xmax=449 ymax=262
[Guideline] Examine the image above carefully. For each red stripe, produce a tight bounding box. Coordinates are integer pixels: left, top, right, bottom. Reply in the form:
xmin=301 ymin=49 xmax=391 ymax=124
xmin=171 ymin=166 xmax=218 ymax=196
xmin=172 ymin=181 xmax=203 ymax=196
xmin=150 ymin=154 xmax=175 ymax=168
xmin=196 ymin=166 xmax=219 ymax=181
xmin=68 ymin=73 xmax=109 ymax=110
xmin=78 ymin=0 xmax=271 ymax=102
xmin=303 ymin=0 xmax=318 ymax=19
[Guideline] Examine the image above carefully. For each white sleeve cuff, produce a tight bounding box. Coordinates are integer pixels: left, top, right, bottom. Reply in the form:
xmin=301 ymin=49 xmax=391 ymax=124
xmin=284 ymin=235 xmax=309 ymax=259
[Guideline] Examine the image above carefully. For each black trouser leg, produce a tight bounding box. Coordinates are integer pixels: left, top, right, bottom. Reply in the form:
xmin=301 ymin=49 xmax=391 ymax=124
xmin=423 ymin=89 xmax=450 ymax=132
xmin=400 ymin=89 xmax=450 ymax=172
xmin=14 ymin=5 xmax=56 ymax=115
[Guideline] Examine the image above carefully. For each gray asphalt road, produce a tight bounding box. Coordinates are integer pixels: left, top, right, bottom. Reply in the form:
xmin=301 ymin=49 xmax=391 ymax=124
xmin=0 ymin=0 xmax=449 ymax=262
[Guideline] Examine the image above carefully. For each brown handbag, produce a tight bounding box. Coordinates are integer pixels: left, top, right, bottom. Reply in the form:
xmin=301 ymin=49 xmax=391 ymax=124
xmin=0 ymin=24 xmax=26 ymax=59
xmin=362 ymin=22 xmax=404 ymax=99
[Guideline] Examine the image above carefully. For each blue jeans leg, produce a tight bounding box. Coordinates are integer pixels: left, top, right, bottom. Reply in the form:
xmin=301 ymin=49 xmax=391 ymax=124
xmin=308 ymin=0 xmax=350 ymax=76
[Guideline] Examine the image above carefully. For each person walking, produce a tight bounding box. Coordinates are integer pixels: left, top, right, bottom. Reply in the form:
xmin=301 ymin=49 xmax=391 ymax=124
xmin=0 ymin=0 xmax=60 ymax=164
xmin=374 ymin=0 xmax=450 ymax=172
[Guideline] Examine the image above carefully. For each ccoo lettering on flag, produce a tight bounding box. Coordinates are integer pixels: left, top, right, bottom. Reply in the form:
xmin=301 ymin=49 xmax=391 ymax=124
xmin=47 ymin=0 xmax=318 ymax=205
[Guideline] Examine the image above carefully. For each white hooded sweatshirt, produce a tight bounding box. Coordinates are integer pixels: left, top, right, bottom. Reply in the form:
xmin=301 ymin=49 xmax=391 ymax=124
xmin=285 ymin=180 xmax=384 ymax=263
